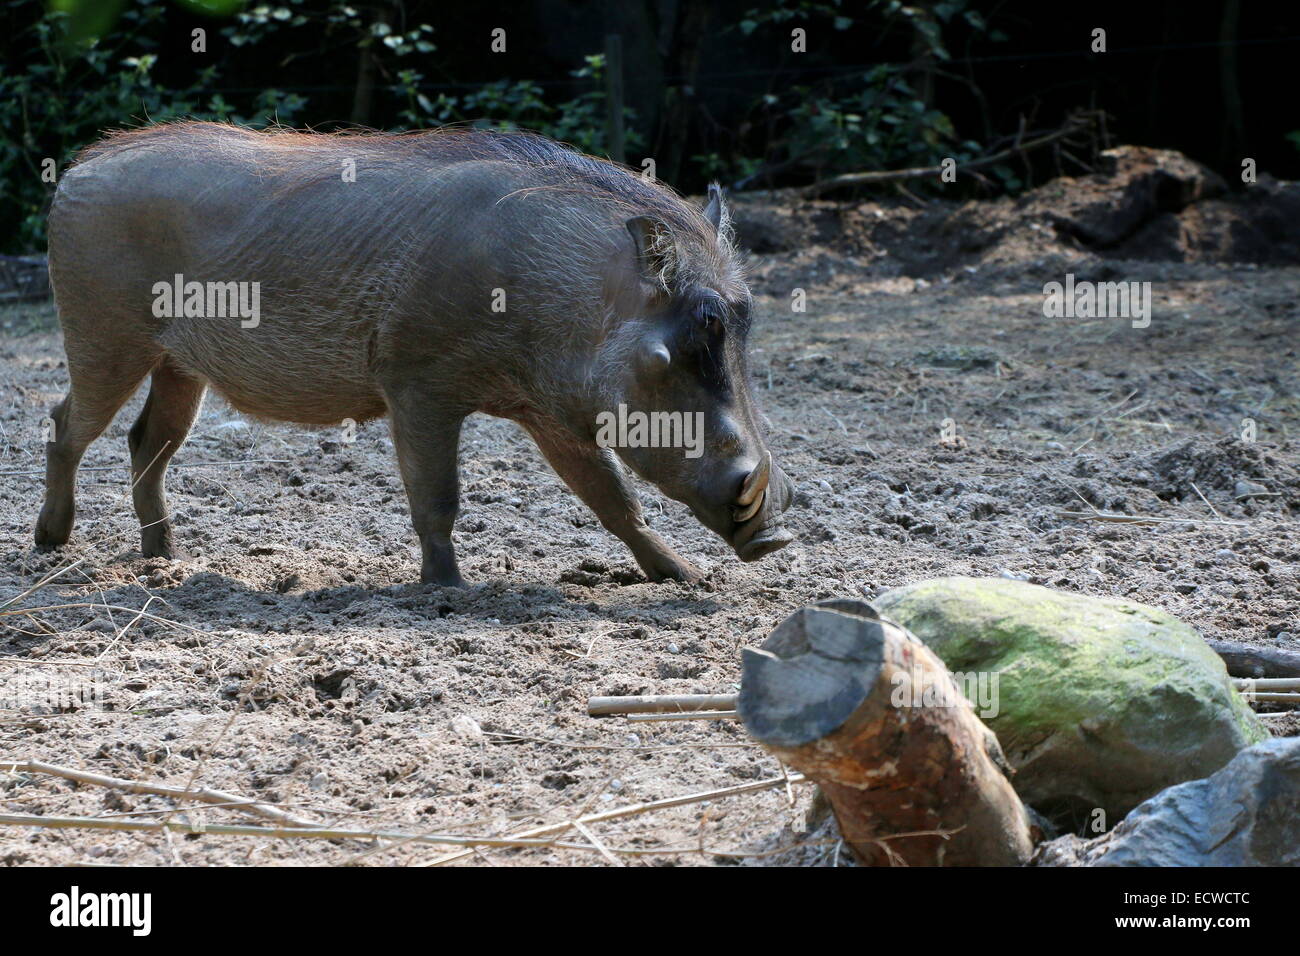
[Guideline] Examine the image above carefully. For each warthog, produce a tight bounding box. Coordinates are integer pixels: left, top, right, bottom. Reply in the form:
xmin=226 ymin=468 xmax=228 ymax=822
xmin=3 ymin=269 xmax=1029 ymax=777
xmin=36 ymin=122 xmax=795 ymax=586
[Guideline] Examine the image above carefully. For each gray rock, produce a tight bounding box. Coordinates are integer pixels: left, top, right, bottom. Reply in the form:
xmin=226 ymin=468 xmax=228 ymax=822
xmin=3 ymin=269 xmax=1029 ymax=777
xmin=1033 ymin=737 xmax=1300 ymax=866
xmin=1234 ymin=479 xmax=1269 ymax=499
xmin=450 ymin=714 xmax=482 ymax=740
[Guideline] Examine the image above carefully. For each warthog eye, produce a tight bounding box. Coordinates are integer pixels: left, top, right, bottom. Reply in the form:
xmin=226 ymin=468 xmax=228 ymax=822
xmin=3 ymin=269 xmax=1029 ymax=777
xmin=692 ymin=297 xmax=726 ymax=337
xmin=682 ymin=295 xmax=731 ymax=395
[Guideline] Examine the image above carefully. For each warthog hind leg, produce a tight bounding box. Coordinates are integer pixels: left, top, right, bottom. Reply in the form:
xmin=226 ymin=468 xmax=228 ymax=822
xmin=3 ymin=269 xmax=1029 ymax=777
xmin=36 ymin=350 xmax=156 ymax=550
xmin=128 ymin=360 xmax=206 ymax=558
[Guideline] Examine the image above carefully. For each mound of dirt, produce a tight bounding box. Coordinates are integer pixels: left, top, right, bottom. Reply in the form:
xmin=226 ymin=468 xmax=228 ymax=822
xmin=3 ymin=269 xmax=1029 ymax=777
xmin=729 ymin=145 xmax=1300 ymax=279
xmin=1133 ymin=437 xmax=1300 ymax=503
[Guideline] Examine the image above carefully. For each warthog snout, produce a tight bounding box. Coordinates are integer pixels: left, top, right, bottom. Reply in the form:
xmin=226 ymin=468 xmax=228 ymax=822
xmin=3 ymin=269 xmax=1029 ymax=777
xmin=733 ymin=450 xmax=771 ymax=523
xmin=727 ymin=451 xmax=795 ymax=562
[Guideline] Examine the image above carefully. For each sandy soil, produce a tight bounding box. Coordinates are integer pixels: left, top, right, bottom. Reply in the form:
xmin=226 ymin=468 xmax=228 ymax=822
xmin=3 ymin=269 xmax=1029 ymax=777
xmin=1 ymin=187 xmax=1297 ymax=866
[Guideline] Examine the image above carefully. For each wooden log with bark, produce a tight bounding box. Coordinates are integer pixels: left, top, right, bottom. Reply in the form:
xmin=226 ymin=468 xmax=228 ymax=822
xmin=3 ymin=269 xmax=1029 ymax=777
xmin=1208 ymin=639 xmax=1300 ymax=679
xmin=738 ymin=599 xmax=1034 ymax=866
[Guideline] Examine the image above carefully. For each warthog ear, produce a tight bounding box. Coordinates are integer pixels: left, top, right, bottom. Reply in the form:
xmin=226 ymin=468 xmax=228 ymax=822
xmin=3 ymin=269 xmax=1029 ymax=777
xmin=626 ymin=216 xmax=678 ymax=288
xmin=702 ymin=183 xmax=729 ymax=235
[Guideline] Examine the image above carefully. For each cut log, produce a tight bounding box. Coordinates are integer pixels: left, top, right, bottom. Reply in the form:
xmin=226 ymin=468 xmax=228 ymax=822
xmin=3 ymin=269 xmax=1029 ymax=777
xmin=1208 ymin=639 xmax=1300 ymax=679
xmin=738 ymin=599 xmax=1034 ymax=866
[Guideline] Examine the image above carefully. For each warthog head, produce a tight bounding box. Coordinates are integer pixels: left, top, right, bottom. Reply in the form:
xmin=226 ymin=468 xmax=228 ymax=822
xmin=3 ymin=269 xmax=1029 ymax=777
xmin=596 ymin=185 xmax=794 ymax=562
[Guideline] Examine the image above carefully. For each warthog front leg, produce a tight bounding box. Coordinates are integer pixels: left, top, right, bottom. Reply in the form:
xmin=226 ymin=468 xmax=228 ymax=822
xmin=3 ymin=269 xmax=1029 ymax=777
xmin=524 ymin=424 xmax=702 ymax=584
xmin=386 ymin=395 xmax=467 ymax=588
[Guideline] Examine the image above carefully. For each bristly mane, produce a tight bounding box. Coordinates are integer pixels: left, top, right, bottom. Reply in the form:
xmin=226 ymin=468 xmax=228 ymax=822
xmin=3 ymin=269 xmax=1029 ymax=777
xmin=72 ymin=121 xmax=721 ymax=252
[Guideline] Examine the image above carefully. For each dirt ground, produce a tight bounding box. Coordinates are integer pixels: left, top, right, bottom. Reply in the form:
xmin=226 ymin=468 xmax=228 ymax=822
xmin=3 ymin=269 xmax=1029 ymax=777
xmin=1 ymin=156 xmax=1298 ymax=866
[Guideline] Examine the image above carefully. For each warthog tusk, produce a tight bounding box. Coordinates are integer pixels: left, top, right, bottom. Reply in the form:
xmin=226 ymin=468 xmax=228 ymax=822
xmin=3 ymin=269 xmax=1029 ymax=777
xmin=734 ymin=489 xmax=765 ymax=523
xmin=737 ymin=450 xmax=771 ymax=507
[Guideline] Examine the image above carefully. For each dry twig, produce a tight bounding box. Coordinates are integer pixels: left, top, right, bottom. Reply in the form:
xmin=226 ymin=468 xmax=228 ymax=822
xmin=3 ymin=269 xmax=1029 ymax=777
xmin=2 ymin=759 xmax=318 ymax=828
xmin=421 ymin=772 xmax=808 ymax=867
xmin=801 ymin=112 xmax=1100 ymax=198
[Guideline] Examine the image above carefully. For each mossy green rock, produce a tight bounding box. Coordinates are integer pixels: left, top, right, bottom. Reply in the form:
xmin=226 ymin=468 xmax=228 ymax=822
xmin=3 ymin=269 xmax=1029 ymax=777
xmin=873 ymin=577 xmax=1268 ymax=822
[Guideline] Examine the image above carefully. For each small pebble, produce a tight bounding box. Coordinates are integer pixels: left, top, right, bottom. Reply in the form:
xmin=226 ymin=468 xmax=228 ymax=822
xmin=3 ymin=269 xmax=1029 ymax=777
xmin=1234 ymin=479 xmax=1268 ymax=499
xmin=817 ymin=479 xmax=834 ymax=493
xmin=667 ymin=643 xmax=681 ymax=654
xmin=309 ymin=772 xmax=328 ymax=792
xmin=450 ymin=715 xmax=482 ymax=740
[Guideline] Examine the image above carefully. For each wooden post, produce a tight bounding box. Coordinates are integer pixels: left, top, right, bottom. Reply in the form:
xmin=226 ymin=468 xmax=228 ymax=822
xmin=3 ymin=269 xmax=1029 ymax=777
xmin=604 ymin=33 xmax=626 ymax=164
xmin=738 ymin=600 xmax=1034 ymax=867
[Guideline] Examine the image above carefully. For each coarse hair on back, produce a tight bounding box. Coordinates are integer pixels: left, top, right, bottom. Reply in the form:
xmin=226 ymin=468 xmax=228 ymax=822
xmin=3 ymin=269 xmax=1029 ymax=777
xmin=72 ymin=120 xmax=738 ymax=283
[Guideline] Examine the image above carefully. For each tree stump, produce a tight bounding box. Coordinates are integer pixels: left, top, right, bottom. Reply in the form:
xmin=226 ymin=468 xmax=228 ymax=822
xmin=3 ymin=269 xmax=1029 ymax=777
xmin=738 ymin=599 xmax=1034 ymax=866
